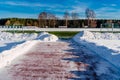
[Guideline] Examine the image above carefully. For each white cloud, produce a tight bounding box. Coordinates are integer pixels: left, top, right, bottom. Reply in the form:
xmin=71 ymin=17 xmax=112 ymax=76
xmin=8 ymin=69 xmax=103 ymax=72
xmin=0 ymin=1 xmax=64 ymax=9
xmin=111 ymin=4 xmax=117 ymax=7
xmin=0 ymin=1 xmax=54 ymax=8
xmin=95 ymin=7 xmax=120 ymax=19
xmin=102 ymin=3 xmax=117 ymax=7
xmin=70 ymin=6 xmax=86 ymax=13
xmin=69 ymin=1 xmax=89 ymax=13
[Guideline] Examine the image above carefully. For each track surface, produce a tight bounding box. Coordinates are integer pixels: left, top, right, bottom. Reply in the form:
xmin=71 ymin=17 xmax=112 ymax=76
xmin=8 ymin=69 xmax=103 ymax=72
xmin=0 ymin=40 xmax=119 ymax=80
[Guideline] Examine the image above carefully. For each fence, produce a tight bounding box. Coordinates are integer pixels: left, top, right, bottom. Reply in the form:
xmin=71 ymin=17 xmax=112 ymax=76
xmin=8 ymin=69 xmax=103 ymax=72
xmin=0 ymin=26 xmax=120 ymax=32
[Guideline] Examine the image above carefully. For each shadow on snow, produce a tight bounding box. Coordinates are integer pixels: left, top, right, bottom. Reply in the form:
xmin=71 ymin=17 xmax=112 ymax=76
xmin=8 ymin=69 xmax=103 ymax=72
xmin=62 ymin=39 xmax=120 ymax=80
xmin=0 ymin=41 xmax=25 ymax=53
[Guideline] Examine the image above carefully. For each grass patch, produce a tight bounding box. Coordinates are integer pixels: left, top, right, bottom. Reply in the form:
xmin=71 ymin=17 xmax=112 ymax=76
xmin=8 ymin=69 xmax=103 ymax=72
xmin=49 ymin=31 xmax=79 ymax=38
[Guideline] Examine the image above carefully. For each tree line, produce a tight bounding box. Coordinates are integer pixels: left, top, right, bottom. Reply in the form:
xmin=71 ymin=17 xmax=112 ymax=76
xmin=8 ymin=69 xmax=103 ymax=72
xmin=1 ymin=18 xmax=120 ymax=28
xmin=0 ymin=18 xmax=38 ymax=26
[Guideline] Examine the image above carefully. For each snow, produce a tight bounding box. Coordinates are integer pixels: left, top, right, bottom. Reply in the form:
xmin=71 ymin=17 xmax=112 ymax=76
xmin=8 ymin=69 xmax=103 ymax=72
xmin=36 ymin=32 xmax=58 ymax=42
xmin=0 ymin=40 xmax=39 ymax=68
xmin=1 ymin=30 xmax=120 ymax=79
xmin=87 ymin=40 xmax=120 ymax=55
xmin=0 ymin=42 xmax=6 ymax=47
xmin=0 ymin=30 xmax=120 ymax=79
xmin=73 ymin=30 xmax=120 ymax=69
xmin=0 ymin=31 xmax=58 ymax=56
xmin=0 ymin=31 xmax=58 ymax=69
xmin=74 ymin=30 xmax=120 ymax=40
xmin=0 ymin=41 xmax=77 ymax=80
xmin=0 ymin=31 xmax=58 ymax=42
xmin=0 ymin=32 xmax=37 ymax=42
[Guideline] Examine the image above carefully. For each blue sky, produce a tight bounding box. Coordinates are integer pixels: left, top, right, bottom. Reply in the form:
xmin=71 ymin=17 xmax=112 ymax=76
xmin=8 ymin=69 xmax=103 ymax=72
xmin=0 ymin=0 xmax=120 ymax=19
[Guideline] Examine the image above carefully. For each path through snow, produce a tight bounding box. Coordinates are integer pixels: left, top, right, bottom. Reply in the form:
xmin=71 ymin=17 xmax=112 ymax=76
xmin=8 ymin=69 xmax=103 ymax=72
xmin=0 ymin=40 xmax=119 ymax=80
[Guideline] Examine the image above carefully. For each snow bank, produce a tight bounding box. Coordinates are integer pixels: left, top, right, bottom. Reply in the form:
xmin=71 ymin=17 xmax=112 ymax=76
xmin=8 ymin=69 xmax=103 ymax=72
xmin=0 ymin=31 xmax=58 ymax=68
xmin=0 ymin=40 xmax=39 ymax=68
xmin=73 ymin=30 xmax=120 ymax=69
xmin=0 ymin=31 xmax=37 ymax=42
xmin=0 ymin=42 xmax=6 ymax=47
xmin=0 ymin=31 xmax=58 ymax=42
xmin=74 ymin=30 xmax=120 ymax=40
xmin=36 ymin=32 xmax=58 ymax=42
xmin=74 ymin=30 xmax=95 ymax=40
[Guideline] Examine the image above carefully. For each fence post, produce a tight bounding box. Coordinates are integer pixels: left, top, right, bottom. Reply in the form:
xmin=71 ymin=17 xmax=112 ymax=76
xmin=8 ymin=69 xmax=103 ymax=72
xmin=13 ymin=26 xmax=15 ymax=34
xmin=22 ymin=25 xmax=24 ymax=33
xmin=100 ymin=24 xmax=102 ymax=32
xmin=112 ymin=23 xmax=114 ymax=33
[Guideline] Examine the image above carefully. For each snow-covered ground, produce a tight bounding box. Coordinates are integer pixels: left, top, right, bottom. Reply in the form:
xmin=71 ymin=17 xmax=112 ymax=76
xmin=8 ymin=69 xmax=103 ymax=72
xmin=0 ymin=31 xmax=58 ymax=43
xmin=73 ymin=31 xmax=120 ymax=69
xmin=0 ymin=31 xmax=58 ymax=68
xmin=0 ymin=31 xmax=58 ymax=50
xmin=0 ymin=30 xmax=120 ymax=79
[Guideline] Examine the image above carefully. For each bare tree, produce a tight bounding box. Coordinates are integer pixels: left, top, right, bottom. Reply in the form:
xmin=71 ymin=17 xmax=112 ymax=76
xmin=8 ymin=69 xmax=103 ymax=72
xmin=52 ymin=15 xmax=57 ymax=28
xmin=38 ymin=12 xmax=47 ymax=28
xmin=63 ymin=11 xmax=70 ymax=27
xmin=38 ymin=12 xmax=57 ymax=28
xmin=5 ymin=20 xmax=11 ymax=26
xmin=71 ymin=12 xmax=79 ymax=20
xmin=85 ymin=8 xmax=96 ymax=27
xmin=47 ymin=13 xmax=57 ymax=28
xmin=91 ymin=10 xmax=96 ymax=18
xmin=71 ymin=12 xmax=79 ymax=27
xmin=85 ymin=8 xmax=90 ymax=27
xmin=13 ymin=21 xmax=21 ymax=26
